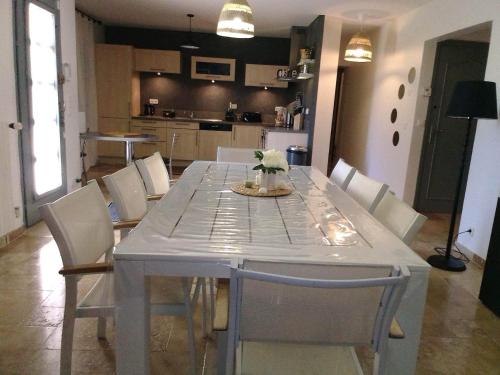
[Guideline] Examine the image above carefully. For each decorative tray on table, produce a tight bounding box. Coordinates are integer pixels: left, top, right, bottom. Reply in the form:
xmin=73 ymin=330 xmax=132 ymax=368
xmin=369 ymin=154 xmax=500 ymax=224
xmin=230 ymin=182 xmax=293 ymax=197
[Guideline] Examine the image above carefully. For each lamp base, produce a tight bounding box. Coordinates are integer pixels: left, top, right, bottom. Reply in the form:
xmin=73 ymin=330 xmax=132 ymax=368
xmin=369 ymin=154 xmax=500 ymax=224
xmin=427 ymin=254 xmax=467 ymax=272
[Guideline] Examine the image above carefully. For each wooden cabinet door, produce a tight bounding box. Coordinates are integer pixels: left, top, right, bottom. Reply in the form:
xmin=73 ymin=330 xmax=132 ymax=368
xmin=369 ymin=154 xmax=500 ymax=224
xmin=198 ymin=131 xmax=233 ymax=161
xmin=134 ymin=49 xmax=181 ymax=74
xmin=134 ymin=142 xmax=167 ymax=158
xmin=232 ymin=126 xmax=264 ymax=149
xmin=167 ymin=128 xmax=199 ymax=160
xmin=245 ymin=64 xmax=288 ymax=88
xmin=130 ymin=125 xmax=167 ymax=141
xmin=95 ymin=44 xmax=133 ymax=118
xmin=97 ymin=117 xmax=129 ymax=157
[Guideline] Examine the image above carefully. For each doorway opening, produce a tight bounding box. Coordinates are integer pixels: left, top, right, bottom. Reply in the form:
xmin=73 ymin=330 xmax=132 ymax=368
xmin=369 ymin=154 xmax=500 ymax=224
xmin=414 ymin=24 xmax=492 ymax=216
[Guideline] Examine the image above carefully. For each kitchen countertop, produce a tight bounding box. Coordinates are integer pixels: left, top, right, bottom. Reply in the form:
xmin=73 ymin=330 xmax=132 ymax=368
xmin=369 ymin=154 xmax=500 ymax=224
xmin=131 ymin=115 xmax=306 ymax=132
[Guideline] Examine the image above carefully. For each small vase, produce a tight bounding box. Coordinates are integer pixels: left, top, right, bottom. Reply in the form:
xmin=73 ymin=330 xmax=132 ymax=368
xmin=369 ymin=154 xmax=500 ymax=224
xmin=261 ymin=172 xmax=277 ymax=191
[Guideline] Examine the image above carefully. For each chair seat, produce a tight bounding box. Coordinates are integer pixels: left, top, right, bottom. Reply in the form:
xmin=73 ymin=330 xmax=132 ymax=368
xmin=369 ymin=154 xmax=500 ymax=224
xmin=240 ymin=341 xmax=363 ymax=375
xmin=79 ymin=274 xmax=193 ymax=312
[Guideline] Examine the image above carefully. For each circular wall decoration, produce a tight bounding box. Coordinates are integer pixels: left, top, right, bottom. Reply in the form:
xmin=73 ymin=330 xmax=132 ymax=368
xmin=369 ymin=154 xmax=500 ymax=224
xmin=390 ymin=108 xmax=397 ymax=123
xmin=398 ymin=84 xmax=405 ymax=99
xmin=392 ymin=131 xmax=400 ymax=146
xmin=408 ymin=67 xmax=416 ymax=84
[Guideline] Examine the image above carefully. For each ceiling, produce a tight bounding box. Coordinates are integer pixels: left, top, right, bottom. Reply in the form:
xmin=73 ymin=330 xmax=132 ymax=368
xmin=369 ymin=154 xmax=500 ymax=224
xmin=76 ymin=0 xmax=433 ymax=37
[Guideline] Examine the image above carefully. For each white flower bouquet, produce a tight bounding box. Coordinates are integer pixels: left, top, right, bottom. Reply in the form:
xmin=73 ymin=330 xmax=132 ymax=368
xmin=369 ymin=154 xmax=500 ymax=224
xmin=253 ymin=150 xmax=289 ymax=174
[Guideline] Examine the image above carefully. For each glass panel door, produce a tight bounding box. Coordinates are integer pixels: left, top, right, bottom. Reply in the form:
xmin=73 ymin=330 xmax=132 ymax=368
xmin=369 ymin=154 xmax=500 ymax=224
xmin=15 ymin=0 xmax=66 ymax=226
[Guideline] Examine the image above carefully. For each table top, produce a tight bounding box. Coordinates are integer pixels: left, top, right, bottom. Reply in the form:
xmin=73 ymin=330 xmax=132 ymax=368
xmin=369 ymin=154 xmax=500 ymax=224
xmin=114 ymin=161 xmax=429 ymax=269
xmin=80 ymin=132 xmax=158 ymax=142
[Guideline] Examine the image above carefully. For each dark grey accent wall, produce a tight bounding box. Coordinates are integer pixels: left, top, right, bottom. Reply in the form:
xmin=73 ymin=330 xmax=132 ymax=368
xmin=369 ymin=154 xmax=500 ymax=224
xmin=294 ymin=16 xmax=325 ymax=164
xmin=105 ymin=26 xmax=297 ymax=115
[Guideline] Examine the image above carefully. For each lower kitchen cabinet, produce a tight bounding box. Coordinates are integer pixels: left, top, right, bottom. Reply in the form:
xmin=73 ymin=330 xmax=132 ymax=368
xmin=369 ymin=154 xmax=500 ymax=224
xmin=97 ymin=117 xmax=129 ymax=157
xmin=232 ymin=125 xmax=264 ymax=149
xmin=134 ymin=141 xmax=167 ymax=158
xmin=167 ymin=128 xmax=199 ymax=160
xmin=198 ymin=130 xmax=232 ymax=160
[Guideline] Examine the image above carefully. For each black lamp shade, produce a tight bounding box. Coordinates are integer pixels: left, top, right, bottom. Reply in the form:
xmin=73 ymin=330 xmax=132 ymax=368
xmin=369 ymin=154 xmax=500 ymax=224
xmin=447 ymin=81 xmax=498 ymax=119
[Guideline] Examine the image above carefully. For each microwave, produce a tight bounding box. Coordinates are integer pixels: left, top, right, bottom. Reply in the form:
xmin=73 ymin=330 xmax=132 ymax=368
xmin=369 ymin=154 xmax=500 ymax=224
xmin=191 ymin=56 xmax=236 ymax=81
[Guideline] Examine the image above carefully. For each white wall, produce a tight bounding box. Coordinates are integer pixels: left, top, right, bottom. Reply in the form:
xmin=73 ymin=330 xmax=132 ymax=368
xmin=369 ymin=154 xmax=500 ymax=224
xmin=311 ymin=17 xmax=342 ymax=174
xmin=338 ymin=0 xmax=500 ymax=259
xmin=0 ymin=1 xmax=24 ymax=236
xmin=0 ymin=0 xmax=81 ymax=237
xmin=60 ymin=0 xmax=81 ymax=193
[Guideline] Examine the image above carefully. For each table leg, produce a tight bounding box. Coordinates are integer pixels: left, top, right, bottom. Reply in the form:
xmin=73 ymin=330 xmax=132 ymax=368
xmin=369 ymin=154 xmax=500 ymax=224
xmin=387 ymin=269 xmax=429 ymax=374
xmin=125 ymin=141 xmax=134 ymax=165
xmin=115 ymin=260 xmax=150 ymax=375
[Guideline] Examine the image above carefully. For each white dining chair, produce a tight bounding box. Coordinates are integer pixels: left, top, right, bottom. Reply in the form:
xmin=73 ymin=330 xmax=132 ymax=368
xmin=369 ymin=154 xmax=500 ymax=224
xmin=223 ymin=260 xmax=409 ymax=375
xmin=330 ymin=158 xmax=356 ymax=190
xmin=217 ymin=147 xmax=262 ymax=163
xmin=102 ymin=164 xmax=151 ymax=222
xmin=345 ymin=171 xmax=389 ymax=213
xmin=135 ymin=151 xmax=172 ymax=196
xmin=39 ymin=181 xmax=202 ymax=375
xmin=373 ymin=192 xmax=427 ymax=245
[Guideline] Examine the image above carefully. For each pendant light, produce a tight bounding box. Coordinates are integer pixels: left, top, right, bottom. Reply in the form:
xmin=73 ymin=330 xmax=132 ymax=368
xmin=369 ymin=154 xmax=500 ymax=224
xmin=217 ymin=0 xmax=254 ymax=39
xmin=344 ymin=15 xmax=372 ymax=63
xmin=180 ymin=14 xmax=199 ymax=50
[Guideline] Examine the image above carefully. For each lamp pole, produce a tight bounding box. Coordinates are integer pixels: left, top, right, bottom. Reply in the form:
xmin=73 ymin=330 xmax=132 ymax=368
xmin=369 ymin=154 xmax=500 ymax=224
xmin=427 ymin=117 xmax=472 ymax=272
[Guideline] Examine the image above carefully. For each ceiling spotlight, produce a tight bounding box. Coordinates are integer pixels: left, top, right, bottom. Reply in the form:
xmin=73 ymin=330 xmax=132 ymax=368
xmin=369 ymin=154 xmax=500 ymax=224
xmin=217 ymin=0 xmax=255 ymax=38
xmin=156 ymin=72 xmax=162 ymax=76
xmin=211 ymin=80 xmax=215 ymax=83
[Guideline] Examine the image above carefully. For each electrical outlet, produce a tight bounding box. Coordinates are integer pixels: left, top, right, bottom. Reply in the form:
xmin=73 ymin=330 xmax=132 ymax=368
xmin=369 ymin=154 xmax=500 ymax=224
xmin=14 ymin=207 xmax=20 ymax=218
xmin=149 ymin=98 xmax=159 ymax=105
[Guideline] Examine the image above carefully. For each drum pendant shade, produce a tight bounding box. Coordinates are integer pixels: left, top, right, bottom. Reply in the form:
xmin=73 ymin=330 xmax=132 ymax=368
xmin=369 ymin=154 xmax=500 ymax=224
xmin=217 ymin=0 xmax=255 ymax=38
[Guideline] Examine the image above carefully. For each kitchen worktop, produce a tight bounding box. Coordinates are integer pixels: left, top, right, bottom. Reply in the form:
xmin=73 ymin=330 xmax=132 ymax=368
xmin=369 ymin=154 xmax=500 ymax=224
xmin=132 ymin=115 xmax=276 ymax=128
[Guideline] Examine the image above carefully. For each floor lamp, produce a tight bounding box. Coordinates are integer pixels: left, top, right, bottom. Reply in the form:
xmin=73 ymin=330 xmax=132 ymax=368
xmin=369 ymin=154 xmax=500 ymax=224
xmin=427 ymin=80 xmax=498 ymax=272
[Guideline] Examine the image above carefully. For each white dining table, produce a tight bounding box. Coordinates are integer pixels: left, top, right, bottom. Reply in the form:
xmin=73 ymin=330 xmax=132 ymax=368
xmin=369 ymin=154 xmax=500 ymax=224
xmin=114 ymin=161 xmax=430 ymax=375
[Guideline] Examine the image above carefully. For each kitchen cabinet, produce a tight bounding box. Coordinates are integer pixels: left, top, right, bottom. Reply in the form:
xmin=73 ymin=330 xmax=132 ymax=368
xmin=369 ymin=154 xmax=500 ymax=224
xmin=95 ymin=44 xmax=139 ymax=119
xmin=191 ymin=56 xmax=236 ymax=81
xmin=245 ymin=64 xmax=288 ymax=88
xmin=95 ymin=44 xmax=140 ymax=160
xmin=232 ymin=125 xmax=265 ymax=149
xmin=167 ymin=127 xmax=199 ymax=161
xmin=131 ymin=123 xmax=167 ymax=158
xmin=96 ymin=118 xmax=129 ymax=157
xmin=134 ymin=49 xmax=181 ymax=74
xmin=198 ymin=130 xmax=233 ymax=161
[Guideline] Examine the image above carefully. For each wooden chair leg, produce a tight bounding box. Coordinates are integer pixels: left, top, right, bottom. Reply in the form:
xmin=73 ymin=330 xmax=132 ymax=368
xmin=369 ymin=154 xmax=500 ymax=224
xmin=183 ymin=278 xmax=197 ymax=375
xmin=61 ymin=277 xmax=77 ymax=375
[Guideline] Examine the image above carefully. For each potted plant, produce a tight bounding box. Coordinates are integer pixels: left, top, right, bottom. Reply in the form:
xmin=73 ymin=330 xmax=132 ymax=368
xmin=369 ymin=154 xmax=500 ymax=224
xmin=253 ymin=150 xmax=289 ymax=192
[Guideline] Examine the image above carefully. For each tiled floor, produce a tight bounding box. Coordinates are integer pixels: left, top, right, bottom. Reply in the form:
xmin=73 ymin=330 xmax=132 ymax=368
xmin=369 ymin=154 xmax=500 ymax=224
xmin=1 ymin=192 xmax=499 ymax=374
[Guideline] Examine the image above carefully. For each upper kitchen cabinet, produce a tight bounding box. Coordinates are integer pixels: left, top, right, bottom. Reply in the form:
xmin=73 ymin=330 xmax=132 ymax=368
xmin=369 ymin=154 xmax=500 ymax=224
xmin=95 ymin=44 xmax=139 ymax=119
xmin=134 ymin=49 xmax=181 ymax=74
xmin=191 ymin=56 xmax=236 ymax=81
xmin=245 ymin=64 xmax=288 ymax=88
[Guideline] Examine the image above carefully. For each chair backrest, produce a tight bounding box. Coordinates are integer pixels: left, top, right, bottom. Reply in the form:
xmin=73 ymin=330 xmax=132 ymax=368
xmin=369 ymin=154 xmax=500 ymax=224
xmin=373 ymin=192 xmax=427 ymax=245
xmin=102 ymin=164 xmax=148 ymax=220
xmin=39 ymin=181 xmax=114 ymax=268
xmin=345 ymin=171 xmax=389 ymax=213
xmin=217 ymin=147 xmax=262 ymax=164
xmin=234 ymin=260 xmax=409 ymax=351
xmin=330 ymin=158 xmax=356 ymax=190
xmin=135 ymin=152 xmax=170 ymax=195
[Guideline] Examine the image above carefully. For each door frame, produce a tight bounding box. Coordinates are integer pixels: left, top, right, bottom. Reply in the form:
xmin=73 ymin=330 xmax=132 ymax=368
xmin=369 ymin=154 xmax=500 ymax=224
xmin=14 ymin=0 xmax=67 ymax=226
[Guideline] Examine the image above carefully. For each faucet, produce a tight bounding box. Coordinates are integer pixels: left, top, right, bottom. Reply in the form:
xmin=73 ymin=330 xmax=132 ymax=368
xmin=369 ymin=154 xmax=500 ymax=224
xmin=190 ymin=111 xmax=195 ymax=119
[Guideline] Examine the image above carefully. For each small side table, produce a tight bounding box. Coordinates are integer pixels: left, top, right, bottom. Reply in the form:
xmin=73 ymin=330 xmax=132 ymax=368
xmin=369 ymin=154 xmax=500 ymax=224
xmin=80 ymin=132 xmax=158 ymax=184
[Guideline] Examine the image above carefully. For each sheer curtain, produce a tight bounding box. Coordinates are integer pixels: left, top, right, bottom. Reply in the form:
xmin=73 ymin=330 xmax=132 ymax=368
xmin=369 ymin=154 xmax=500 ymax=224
xmin=76 ymin=11 xmax=104 ymax=169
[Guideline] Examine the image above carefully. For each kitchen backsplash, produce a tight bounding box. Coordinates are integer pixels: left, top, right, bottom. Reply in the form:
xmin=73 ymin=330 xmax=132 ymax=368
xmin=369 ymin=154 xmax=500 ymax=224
xmin=106 ymin=26 xmax=297 ymax=116
xmin=140 ymin=72 xmax=294 ymax=116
